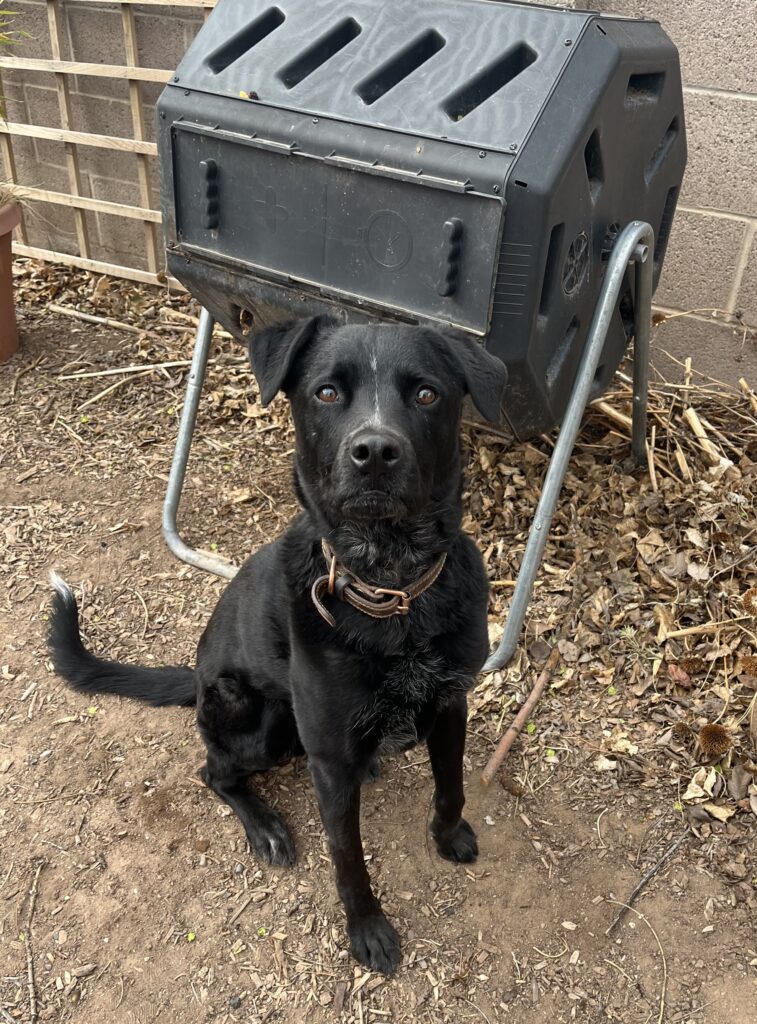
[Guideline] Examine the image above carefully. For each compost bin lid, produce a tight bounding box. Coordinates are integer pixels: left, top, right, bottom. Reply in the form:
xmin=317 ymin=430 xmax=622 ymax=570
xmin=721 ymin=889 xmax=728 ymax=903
xmin=171 ymin=0 xmax=591 ymax=153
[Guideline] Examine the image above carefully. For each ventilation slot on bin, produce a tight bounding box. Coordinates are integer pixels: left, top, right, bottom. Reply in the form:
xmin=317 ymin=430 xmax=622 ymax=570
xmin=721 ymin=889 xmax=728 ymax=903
xmin=654 ymin=186 xmax=678 ymax=272
xmin=625 ymin=71 xmax=665 ymax=107
xmin=645 ymin=118 xmax=678 ymax=185
xmin=442 ymin=43 xmax=536 ymax=121
xmin=278 ymin=17 xmax=362 ymax=89
xmin=538 ymin=223 xmax=564 ymax=319
xmin=205 ymin=8 xmax=285 ymax=73
xmin=546 ymin=317 xmax=579 ymax=392
xmin=356 ymin=30 xmax=445 ymax=105
xmin=584 ymin=129 xmax=604 ymax=201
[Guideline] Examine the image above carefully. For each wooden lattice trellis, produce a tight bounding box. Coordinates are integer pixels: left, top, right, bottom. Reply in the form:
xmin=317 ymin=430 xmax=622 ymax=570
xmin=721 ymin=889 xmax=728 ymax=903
xmin=0 ymin=0 xmax=218 ymax=286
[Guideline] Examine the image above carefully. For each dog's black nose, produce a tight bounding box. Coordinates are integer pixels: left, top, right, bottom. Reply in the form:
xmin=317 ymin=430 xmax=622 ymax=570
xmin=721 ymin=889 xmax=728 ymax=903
xmin=350 ymin=432 xmax=401 ymax=479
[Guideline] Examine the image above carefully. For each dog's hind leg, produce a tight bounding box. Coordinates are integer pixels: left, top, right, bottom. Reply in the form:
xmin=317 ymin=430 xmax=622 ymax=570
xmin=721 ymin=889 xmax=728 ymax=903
xmin=427 ymin=694 xmax=478 ymax=863
xmin=198 ymin=679 xmax=300 ymax=867
xmin=201 ymin=755 xmax=296 ymax=866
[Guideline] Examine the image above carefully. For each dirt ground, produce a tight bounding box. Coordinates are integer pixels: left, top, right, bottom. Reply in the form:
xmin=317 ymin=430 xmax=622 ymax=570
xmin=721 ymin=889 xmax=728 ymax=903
xmin=1 ymin=271 xmax=756 ymax=1024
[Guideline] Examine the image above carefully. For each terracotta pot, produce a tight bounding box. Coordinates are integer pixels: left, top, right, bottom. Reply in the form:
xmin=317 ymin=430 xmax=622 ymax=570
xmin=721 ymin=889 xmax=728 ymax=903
xmin=0 ymin=200 xmax=21 ymax=363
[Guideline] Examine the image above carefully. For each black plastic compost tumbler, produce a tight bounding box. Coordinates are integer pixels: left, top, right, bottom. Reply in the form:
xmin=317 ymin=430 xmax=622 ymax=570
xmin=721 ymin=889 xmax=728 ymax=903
xmin=157 ymin=0 xmax=687 ymax=669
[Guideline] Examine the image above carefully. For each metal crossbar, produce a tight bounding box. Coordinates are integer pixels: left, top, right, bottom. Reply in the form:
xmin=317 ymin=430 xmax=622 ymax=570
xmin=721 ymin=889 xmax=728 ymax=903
xmin=162 ymin=221 xmax=655 ymax=668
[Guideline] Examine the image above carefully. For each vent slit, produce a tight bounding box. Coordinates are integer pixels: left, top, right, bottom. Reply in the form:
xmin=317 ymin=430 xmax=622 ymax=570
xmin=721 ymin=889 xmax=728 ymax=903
xmin=645 ymin=118 xmax=679 ymax=185
xmin=654 ymin=186 xmax=678 ymax=271
xmin=625 ymin=71 xmax=665 ymax=107
xmin=356 ymin=30 xmax=445 ymax=105
xmin=205 ymin=8 xmax=285 ymax=74
xmin=278 ymin=17 xmax=362 ymax=89
xmin=546 ymin=317 xmax=580 ymax=392
xmin=584 ymin=129 xmax=604 ymax=201
xmin=539 ymin=223 xmax=564 ymax=318
xmin=442 ymin=43 xmax=537 ymax=121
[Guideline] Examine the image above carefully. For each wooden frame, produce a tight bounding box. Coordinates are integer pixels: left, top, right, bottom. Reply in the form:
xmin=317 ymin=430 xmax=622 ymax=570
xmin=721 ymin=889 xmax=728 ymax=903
xmin=0 ymin=0 xmax=217 ymax=285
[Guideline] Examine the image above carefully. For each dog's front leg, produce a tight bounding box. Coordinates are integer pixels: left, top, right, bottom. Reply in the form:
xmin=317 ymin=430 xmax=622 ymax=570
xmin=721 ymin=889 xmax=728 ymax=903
xmin=427 ymin=694 xmax=479 ymax=863
xmin=309 ymin=759 xmax=401 ymax=974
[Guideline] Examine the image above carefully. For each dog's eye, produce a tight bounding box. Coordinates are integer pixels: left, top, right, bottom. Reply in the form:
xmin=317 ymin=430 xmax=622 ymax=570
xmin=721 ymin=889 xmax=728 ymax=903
xmin=315 ymin=385 xmax=339 ymax=404
xmin=416 ymin=386 xmax=438 ymax=407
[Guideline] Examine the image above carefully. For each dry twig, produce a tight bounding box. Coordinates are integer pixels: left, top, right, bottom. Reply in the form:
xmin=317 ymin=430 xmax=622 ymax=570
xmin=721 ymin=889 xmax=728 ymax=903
xmin=23 ymin=860 xmax=44 ymax=1024
xmin=481 ymin=647 xmax=561 ymax=785
xmin=48 ymin=302 xmax=143 ymax=334
xmin=607 ymin=828 xmax=690 ymax=935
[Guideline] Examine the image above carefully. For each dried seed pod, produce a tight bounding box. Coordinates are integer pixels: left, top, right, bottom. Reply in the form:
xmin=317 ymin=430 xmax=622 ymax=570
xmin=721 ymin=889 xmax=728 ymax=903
xmin=743 ymin=587 xmax=757 ymax=617
xmin=697 ymin=723 xmax=732 ymax=760
xmin=672 ymin=721 xmax=693 ymax=744
xmin=679 ymin=656 xmax=706 ymax=675
xmin=738 ymin=654 xmax=757 ymax=676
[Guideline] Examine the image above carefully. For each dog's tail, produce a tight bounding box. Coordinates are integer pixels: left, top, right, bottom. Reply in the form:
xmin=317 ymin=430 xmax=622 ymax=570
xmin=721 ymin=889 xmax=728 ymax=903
xmin=47 ymin=572 xmax=196 ymax=707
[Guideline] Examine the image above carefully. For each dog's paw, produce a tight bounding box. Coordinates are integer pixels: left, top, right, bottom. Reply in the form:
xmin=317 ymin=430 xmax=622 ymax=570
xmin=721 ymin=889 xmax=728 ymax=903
xmin=248 ymin=812 xmax=296 ymax=868
xmin=434 ymin=818 xmax=479 ymax=863
xmin=348 ymin=914 xmax=401 ymax=974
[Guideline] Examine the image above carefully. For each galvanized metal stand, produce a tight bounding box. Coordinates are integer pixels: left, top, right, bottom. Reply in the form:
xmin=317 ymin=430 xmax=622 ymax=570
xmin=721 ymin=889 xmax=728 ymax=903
xmin=162 ymin=222 xmax=655 ymax=664
xmin=483 ymin=220 xmax=654 ymax=671
xmin=162 ymin=307 xmax=238 ymax=579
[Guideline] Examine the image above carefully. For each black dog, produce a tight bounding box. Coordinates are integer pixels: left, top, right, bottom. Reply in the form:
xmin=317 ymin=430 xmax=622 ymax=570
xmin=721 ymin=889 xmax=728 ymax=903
xmin=49 ymin=318 xmax=507 ymax=973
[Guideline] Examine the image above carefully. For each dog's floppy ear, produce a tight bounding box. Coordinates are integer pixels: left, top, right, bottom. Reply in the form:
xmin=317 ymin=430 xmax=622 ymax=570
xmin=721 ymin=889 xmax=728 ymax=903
xmin=248 ymin=316 xmax=335 ymax=406
xmin=434 ymin=332 xmax=508 ymax=423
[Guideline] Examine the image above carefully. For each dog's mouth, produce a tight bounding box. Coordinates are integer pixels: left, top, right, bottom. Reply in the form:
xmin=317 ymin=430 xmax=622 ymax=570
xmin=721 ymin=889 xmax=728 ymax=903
xmin=339 ymin=490 xmax=408 ymax=521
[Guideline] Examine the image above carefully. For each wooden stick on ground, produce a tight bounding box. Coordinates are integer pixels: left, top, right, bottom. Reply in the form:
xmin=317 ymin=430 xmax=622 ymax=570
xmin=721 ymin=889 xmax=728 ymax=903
xmin=481 ymin=647 xmax=561 ymax=786
xmin=23 ymin=860 xmax=44 ymax=1024
xmin=606 ymin=827 xmax=690 ymax=935
xmin=48 ymin=302 xmax=143 ymax=334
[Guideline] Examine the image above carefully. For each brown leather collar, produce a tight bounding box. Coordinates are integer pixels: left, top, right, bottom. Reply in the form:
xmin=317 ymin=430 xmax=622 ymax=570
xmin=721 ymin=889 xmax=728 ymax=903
xmin=311 ymin=539 xmax=447 ymax=628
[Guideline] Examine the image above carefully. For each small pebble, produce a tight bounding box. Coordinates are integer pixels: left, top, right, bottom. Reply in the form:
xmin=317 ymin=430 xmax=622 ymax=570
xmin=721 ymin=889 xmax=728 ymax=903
xmin=229 ymin=995 xmax=242 ymax=1009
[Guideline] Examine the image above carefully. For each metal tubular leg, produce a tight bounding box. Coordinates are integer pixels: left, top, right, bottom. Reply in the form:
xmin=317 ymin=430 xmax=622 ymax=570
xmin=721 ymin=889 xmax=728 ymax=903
xmin=483 ymin=221 xmax=654 ymax=673
xmin=162 ymin=307 xmax=238 ymax=580
xmin=632 ymin=243 xmax=653 ymax=465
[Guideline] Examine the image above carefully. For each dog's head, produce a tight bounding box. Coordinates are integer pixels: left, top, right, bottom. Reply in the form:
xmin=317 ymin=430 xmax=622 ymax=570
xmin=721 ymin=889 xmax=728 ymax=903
xmin=249 ymin=317 xmax=507 ymax=525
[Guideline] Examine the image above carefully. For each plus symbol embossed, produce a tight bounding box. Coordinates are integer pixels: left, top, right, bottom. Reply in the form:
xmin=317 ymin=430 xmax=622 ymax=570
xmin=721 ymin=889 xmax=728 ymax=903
xmin=255 ymin=187 xmax=289 ymax=233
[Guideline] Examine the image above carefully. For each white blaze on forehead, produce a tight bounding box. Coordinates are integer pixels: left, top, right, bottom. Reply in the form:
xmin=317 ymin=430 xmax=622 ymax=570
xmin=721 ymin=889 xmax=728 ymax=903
xmin=369 ymin=345 xmax=381 ymax=424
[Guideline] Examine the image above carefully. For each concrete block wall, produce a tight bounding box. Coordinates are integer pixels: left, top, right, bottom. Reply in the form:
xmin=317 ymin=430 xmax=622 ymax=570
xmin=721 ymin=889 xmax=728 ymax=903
xmin=2 ymin=0 xmax=755 ymax=380
xmin=588 ymin=0 xmax=757 ymax=380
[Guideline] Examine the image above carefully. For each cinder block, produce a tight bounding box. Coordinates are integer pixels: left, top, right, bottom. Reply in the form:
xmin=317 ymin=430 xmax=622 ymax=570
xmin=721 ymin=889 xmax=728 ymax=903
xmin=134 ymin=11 xmax=200 ymax=72
xmin=31 ymin=138 xmax=68 ymax=172
xmin=14 ymin=147 xmax=74 ymax=194
xmin=651 ymin=313 xmax=757 ymax=384
xmin=69 ymin=90 xmax=133 ymax=139
xmin=9 ymin=0 xmax=55 ymax=60
xmin=65 ymin=5 xmax=124 ymax=66
xmin=681 ymin=92 xmax=757 ymax=217
xmin=0 ymin=82 xmax=28 ymax=124
xmin=590 ymin=0 xmax=757 ymax=93
xmin=91 ymin=209 xmax=150 ymax=271
xmin=735 ymin=233 xmax=757 ymax=326
xmin=23 ymin=83 xmax=62 ymax=130
xmin=76 ymin=146 xmax=141 ymax=188
xmin=654 ymin=210 xmax=747 ymax=311
xmin=89 ymin=172 xmax=141 ymax=208
xmin=21 ymin=198 xmax=80 ymax=255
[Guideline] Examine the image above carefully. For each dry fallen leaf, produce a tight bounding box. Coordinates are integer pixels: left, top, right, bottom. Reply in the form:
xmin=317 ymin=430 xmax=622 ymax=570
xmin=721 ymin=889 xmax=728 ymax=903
xmin=668 ymin=663 xmax=692 ymax=689
xmin=701 ymin=802 xmax=736 ymax=823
